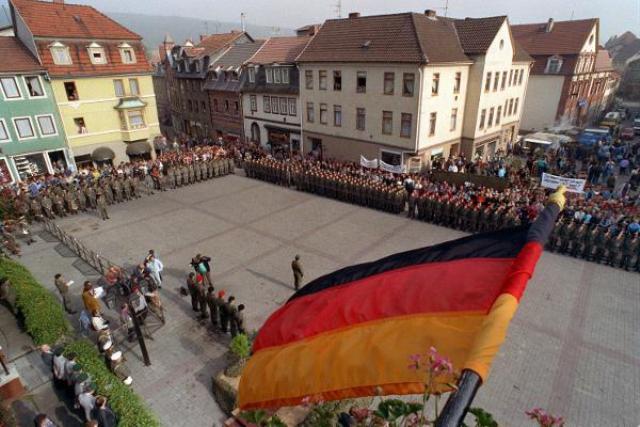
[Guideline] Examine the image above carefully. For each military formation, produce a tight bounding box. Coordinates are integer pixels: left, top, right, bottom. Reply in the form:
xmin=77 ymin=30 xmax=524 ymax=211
xmin=243 ymin=156 xmax=640 ymax=273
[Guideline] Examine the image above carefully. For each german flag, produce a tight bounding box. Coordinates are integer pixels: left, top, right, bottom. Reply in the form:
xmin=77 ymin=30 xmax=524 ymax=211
xmin=238 ymin=193 xmax=564 ymax=410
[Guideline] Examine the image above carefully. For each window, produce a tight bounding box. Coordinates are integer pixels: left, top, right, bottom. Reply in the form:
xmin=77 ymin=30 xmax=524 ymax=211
xmin=514 ymin=98 xmax=519 ymax=115
xmin=545 ymin=56 xmax=563 ymax=74
xmin=384 ymin=72 xmax=395 ymax=95
xmin=248 ymin=67 xmax=256 ymax=83
xmin=266 ymin=68 xmax=274 ymax=84
xmin=493 ymin=72 xmax=499 ymax=91
xmin=250 ymin=95 xmax=257 ymax=112
xmin=50 ymin=43 xmax=72 ymax=65
xmin=334 ymin=105 xmax=342 ymax=127
xmin=479 ymin=109 xmax=486 ymax=129
xmin=187 ymin=100 xmax=193 ymax=112
xmin=127 ymin=110 xmax=145 ymax=129
xmin=120 ymin=47 xmax=136 ymax=64
xmin=496 ymin=106 xmax=502 ymax=125
xmin=0 ymin=77 xmax=20 ymax=99
xmin=508 ymin=70 xmax=514 ymax=86
xmin=382 ymin=111 xmax=393 ymax=135
xmin=429 ymin=112 xmax=436 ymax=136
xmin=401 ymin=113 xmax=412 ymax=138
xmin=356 ymin=108 xmax=366 ymax=130
xmin=13 ymin=117 xmax=35 ymax=140
xmin=501 ymin=71 xmax=507 ymax=90
xmin=0 ymin=119 xmax=9 ymax=141
xmin=279 ymin=98 xmax=287 ymax=115
xmin=263 ymin=96 xmax=270 ymax=113
xmin=24 ymin=76 xmax=45 ymax=98
xmin=404 ymin=73 xmax=416 ymax=96
xmin=431 ymin=73 xmax=439 ymax=96
xmin=333 ymin=71 xmax=342 ymax=91
xmin=381 ymin=151 xmax=401 ymax=166
xmin=518 ymin=69 xmax=524 ymax=85
xmin=320 ymin=103 xmax=328 ymax=124
xmin=319 ymin=70 xmax=327 ymax=90
xmin=508 ymin=99 xmax=514 ymax=115
xmin=305 ymin=70 xmax=313 ymax=89
xmin=282 ymin=68 xmax=290 ymax=84
xmin=128 ymin=78 xmax=139 ymax=96
xmin=306 ymin=102 xmax=314 ymax=123
xmin=504 ymin=99 xmax=509 ymax=115
xmin=201 ymin=101 xmax=206 ymax=111
xmin=356 ymin=71 xmax=367 ymax=93
xmin=36 ymin=115 xmax=57 ymax=136
xmin=225 ymin=100 xmax=230 ymax=112
xmin=274 ymin=68 xmax=282 ymax=84
xmin=271 ymin=97 xmax=279 ymax=114
xmin=87 ymin=43 xmax=107 ymax=65
xmin=485 ymin=72 xmax=492 ymax=92
xmin=450 ymin=108 xmax=458 ymax=131
xmin=454 ymin=72 xmax=461 ymax=93
xmin=113 ymin=79 xmax=125 ymax=97
xmin=64 ymin=82 xmax=78 ymax=101
xmin=288 ymin=98 xmax=296 ymax=116
xmin=488 ymin=107 xmax=495 ymax=127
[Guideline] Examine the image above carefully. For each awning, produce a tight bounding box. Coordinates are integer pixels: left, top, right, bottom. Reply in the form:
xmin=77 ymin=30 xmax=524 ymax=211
xmin=114 ymin=97 xmax=147 ymax=110
xmin=125 ymin=141 xmax=151 ymax=156
xmin=92 ymin=147 xmax=115 ymax=161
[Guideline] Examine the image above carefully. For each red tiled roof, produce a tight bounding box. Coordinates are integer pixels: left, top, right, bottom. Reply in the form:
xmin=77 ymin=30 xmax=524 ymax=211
xmin=297 ymin=13 xmax=469 ymax=64
xmin=248 ymin=36 xmax=312 ymax=64
xmin=594 ymin=49 xmax=614 ymax=71
xmin=197 ymin=32 xmax=248 ymax=54
xmin=511 ymin=19 xmax=598 ymax=56
xmin=37 ymin=40 xmax=152 ymax=77
xmin=0 ymin=36 xmax=44 ymax=73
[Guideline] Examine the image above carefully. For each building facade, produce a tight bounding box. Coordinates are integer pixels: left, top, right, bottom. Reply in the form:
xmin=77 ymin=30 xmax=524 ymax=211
xmin=10 ymin=0 xmax=160 ymax=165
xmin=0 ymin=36 xmax=70 ymax=183
xmin=297 ymin=11 xmax=531 ymax=166
xmin=241 ymin=36 xmax=312 ymax=155
xmin=165 ymin=31 xmax=254 ymax=139
xmin=513 ymin=18 xmax=617 ymax=131
xmin=205 ymin=41 xmax=264 ymax=143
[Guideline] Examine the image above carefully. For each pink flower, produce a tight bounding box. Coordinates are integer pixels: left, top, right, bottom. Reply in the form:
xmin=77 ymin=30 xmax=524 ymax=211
xmin=349 ymin=407 xmax=371 ymax=422
xmin=427 ymin=347 xmax=454 ymax=376
xmin=526 ymin=407 xmax=565 ymax=427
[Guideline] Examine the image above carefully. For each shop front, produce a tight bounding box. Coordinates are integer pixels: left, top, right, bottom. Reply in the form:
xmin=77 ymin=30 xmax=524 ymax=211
xmin=265 ymin=125 xmax=301 ymax=158
xmin=7 ymin=149 xmax=71 ymax=181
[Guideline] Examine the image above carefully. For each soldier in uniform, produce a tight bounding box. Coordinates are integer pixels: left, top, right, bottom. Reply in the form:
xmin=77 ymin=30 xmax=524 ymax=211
xmin=41 ymin=192 xmax=54 ymax=219
xmin=86 ymin=184 xmax=97 ymax=210
xmin=53 ymin=192 xmax=67 ymax=217
xmin=113 ymin=178 xmax=123 ymax=203
xmin=175 ymin=164 xmax=183 ymax=187
xmin=607 ymin=231 xmax=623 ymax=267
xmin=592 ymin=226 xmax=607 ymax=263
xmin=233 ymin=304 xmax=245 ymax=335
xmin=30 ymin=196 xmax=43 ymax=221
xmin=206 ymin=286 xmax=218 ymax=328
xmin=291 ymin=254 xmax=304 ymax=291
xmin=621 ymin=233 xmax=638 ymax=271
xmin=227 ymin=296 xmax=238 ymax=337
xmin=181 ymin=164 xmax=189 ymax=186
xmin=96 ymin=193 xmax=109 ymax=221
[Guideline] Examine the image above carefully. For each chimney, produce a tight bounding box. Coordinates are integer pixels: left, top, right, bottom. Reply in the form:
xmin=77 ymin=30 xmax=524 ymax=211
xmin=348 ymin=12 xmax=360 ymax=19
xmin=200 ymin=34 xmax=207 ymax=42
xmin=545 ymin=18 xmax=554 ymax=33
xmin=52 ymin=0 xmax=64 ymax=3
xmin=425 ymin=9 xmax=437 ymax=18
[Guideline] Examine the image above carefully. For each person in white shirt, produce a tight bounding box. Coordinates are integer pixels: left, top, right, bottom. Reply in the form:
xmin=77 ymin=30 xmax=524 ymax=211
xmin=78 ymin=383 xmax=96 ymax=421
xmin=52 ymin=347 xmax=67 ymax=385
xmin=146 ymin=253 xmax=164 ymax=289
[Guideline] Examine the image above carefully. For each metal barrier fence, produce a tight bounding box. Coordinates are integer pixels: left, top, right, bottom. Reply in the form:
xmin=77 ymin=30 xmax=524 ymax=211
xmin=43 ymin=220 xmax=121 ymax=276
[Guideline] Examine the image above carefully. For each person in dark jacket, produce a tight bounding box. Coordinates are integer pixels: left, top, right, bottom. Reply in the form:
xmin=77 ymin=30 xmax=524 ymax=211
xmin=91 ymin=396 xmax=117 ymax=427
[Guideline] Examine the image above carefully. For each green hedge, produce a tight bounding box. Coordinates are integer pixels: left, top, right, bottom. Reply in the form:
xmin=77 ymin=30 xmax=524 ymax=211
xmin=0 ymin=258 xmax=70 ymax=345
xmin=65 ymin=340 xmax=160 ymax=427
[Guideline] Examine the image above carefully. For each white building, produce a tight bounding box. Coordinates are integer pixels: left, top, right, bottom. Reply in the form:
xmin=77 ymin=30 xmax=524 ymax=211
xmin=297 ymin=10 xmax=532 ymax=167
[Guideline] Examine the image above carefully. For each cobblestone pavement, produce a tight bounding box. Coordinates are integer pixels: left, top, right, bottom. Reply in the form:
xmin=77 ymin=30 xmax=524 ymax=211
xmin=20 ymin=173 xmax=640 ymax=427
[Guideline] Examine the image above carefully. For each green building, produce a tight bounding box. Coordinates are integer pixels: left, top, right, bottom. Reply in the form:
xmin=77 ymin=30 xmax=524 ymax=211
xmin=0 ymin=36 xmax=70 ymax=184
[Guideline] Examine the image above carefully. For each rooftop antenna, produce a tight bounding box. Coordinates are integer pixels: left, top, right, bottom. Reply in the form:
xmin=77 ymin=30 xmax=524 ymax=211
xmin=204 ymin=21 xmax=209 ymax=35
xmin=241 ymin=12 xmax=246 ymax=32
xmin=335 ymin=0 xmax=342 ymax=18
xmin=271 ymin=26 xmax=281 ymax=36
xmin=443 ymin=0 xmax=449 ymax=17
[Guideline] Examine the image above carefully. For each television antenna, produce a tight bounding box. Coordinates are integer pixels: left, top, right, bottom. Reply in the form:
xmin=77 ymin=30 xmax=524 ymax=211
xmin=435 ymin=0 xmax=450 ymax=17
xmin=335 ymin=0 xmax=342 ymax=18
xmin=241 ymin=12 xmax=246 ymax=32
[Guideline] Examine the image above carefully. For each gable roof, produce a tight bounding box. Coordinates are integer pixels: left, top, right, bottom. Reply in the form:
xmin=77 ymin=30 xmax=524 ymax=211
xmin=297 ymin=13 xmax=472 ymax=64
xmin=0 ymin=36 xmax=43 ymax=73
xmin=451 ymin=16 xmax=507 ymax=55
xmin=248 ymin=36 xmax=312 ymax=64
xmin=511 ymin=18 xmax=598 ymax=56
xmin=594 ymin=48 xmax=614 ymax=71
xmin=10 ymin=0 xmax=141 ymax=40
xmin=197 ymin=31 xmax=250 ymax=54
xmin=211 ymin=42 xmax=265 ymax=70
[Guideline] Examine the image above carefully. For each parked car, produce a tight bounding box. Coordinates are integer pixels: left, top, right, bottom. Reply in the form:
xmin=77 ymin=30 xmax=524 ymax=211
xmin=621 ymin=127 xmax=635 ymax=140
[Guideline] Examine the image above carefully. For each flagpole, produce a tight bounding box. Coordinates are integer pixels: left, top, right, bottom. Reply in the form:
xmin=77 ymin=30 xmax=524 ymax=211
xmin=435 ymin=370 xmax=482 ymax=426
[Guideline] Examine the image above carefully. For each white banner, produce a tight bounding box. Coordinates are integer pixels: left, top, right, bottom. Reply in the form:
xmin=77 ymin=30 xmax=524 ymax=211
xmin=360 ymin=155 xmax=379 ymax=169
xmin=379 ymin=160 xmax=405 ymax=174
xmin=541 ymin=173 xmax=585 ymax=193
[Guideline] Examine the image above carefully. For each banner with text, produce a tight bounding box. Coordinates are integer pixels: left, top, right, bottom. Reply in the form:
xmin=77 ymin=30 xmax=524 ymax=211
xmin=379 ymin=160 xmax=405 ymax=174
xmin=541 ymin=173 xmax=586 ymax=193
xmin=360 ymin=155 xmax=379 ymax=169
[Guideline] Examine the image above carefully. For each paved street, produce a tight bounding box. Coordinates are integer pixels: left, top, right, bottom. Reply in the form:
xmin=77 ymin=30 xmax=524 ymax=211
xmin=19 ymin=174 xmax=640 ymax=426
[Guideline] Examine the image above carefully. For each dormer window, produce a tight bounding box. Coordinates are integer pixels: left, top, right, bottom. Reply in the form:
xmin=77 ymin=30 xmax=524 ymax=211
xmin=545 ymin=56 xmax=563 ymax=74
xmin=87 ymin=42 xmax=107 ymax=65
xmin=118 ymin=43 xmax=136 ymax=64
xmin=248 ymin=67 xmax=256 ymax=83
xmin=49 ymin=41 xmax=72 ymax=65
